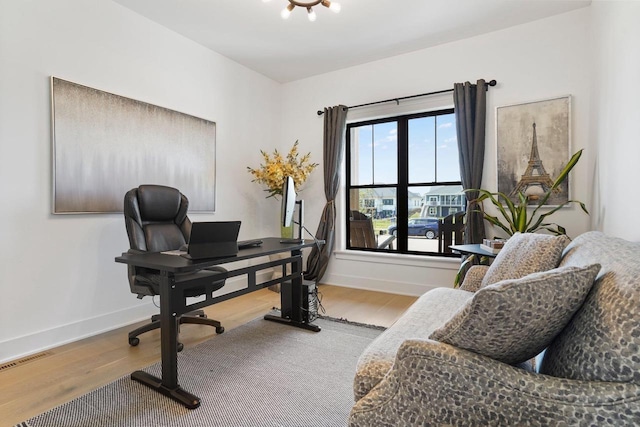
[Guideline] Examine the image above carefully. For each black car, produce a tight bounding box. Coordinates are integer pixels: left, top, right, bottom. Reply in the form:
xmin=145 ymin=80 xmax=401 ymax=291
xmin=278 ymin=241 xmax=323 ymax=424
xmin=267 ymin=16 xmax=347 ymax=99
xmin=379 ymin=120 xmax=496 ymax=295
xmin=387 ymin=218 xmax=440 ymax=239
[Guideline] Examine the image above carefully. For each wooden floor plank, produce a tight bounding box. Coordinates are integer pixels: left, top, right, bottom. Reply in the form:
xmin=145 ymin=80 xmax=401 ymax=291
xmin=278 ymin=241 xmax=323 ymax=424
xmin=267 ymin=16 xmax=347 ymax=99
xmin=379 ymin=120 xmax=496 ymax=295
xmin=0 ymin=285 xmax=416 ymax=425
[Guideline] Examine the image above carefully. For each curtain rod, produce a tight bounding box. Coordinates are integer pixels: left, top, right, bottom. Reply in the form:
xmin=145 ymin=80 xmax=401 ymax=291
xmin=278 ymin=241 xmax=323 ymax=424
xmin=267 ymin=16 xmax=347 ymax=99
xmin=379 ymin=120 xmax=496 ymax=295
xmin=317 ymin=79 xmax=497 ymax=116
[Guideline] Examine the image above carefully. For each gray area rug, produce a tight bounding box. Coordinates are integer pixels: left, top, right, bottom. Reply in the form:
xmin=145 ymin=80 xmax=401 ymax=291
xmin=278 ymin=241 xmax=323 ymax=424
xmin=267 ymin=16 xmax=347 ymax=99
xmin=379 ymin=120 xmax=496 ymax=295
xmin=18 ymin=316 xmax=383 ymax=427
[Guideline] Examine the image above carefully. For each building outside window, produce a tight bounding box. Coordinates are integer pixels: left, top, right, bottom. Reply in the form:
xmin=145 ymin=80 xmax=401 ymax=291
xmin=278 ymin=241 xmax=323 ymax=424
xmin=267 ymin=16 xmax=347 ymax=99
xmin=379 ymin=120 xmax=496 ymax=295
xmin=346 ymin=109 xmax=464 ymax=255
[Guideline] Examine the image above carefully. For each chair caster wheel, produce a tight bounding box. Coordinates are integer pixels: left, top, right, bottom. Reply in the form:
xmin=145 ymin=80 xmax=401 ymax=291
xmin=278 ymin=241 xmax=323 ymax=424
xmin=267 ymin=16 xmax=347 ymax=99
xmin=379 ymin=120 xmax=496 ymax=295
xmin=177 ymin=342 xmax=184 ymax=352
xmin=129 ymin=337 xmax=140 ymax=347
xmin=216 ymin=326 xmax=225 ymax=334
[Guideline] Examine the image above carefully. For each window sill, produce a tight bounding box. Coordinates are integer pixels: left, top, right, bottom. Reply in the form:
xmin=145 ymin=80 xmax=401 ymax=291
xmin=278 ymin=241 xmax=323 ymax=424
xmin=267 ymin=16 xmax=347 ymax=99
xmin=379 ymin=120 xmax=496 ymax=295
xmin=333 ymin=249 xmax=461 ymax=270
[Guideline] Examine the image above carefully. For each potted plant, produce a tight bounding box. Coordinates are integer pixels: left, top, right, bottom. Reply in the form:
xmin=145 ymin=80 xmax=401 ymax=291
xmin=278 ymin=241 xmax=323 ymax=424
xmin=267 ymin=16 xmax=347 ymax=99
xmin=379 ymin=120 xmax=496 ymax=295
xmin=471 ymin=149 xmax=588 ymax=236
xmin=454 ymin=149 xmax=588 ymax=287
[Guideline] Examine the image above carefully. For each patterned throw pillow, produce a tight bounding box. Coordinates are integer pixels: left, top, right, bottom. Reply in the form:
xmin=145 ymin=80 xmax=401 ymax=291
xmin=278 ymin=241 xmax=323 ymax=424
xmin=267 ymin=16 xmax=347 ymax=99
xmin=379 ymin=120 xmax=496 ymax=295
xmin=430 ymin=264 xmax=601 ymax=365
xmin=480 ymin=232 xmax=570 ymax=288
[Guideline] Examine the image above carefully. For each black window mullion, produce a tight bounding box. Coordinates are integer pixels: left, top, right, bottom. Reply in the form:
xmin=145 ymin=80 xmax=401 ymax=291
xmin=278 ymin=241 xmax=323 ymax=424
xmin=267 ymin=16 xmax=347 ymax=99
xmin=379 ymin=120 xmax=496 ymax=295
xmin=396 ymin=118 xmax=409 ymax=251
xmin=345 ymin=124 xmax=353 ymax=247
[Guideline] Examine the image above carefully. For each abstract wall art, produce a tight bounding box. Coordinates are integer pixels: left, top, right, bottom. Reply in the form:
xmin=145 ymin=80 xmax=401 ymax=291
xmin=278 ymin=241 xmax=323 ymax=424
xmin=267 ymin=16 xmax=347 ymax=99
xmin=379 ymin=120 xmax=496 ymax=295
xmin=51 ymin=77 xmax=216 ymax=213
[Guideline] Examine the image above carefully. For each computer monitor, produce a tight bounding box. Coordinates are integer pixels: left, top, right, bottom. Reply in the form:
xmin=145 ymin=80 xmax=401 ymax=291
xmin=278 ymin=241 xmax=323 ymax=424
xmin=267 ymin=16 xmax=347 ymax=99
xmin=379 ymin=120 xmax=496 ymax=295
xmin=280 ymin=176 xmax=304 ymax=243
xmin=281 ymin=176 xmax=296 ymax=228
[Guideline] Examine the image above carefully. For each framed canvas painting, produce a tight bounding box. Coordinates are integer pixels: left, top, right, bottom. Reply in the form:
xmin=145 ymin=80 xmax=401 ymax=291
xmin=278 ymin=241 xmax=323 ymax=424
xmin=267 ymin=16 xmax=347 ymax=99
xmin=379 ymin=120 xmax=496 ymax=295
xmin=496 ymin=95 xmax=571 ymax=206
xmin=51 ymin=77 xmax=216 ymax=213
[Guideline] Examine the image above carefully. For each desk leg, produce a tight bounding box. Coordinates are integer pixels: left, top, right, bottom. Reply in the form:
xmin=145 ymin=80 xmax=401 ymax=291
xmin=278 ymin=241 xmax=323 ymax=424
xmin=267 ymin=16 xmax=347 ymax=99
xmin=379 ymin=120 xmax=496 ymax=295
xmin=131 ymin=271 xmax=201 ymax=409
xmin=264 ymin=249 xmax=321 ymax=332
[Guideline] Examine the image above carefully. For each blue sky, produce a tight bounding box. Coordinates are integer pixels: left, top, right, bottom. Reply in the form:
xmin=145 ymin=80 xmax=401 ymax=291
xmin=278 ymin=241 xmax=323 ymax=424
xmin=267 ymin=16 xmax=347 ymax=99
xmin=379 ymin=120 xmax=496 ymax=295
xmin=352 ymin=113 xmax=460 ymax=187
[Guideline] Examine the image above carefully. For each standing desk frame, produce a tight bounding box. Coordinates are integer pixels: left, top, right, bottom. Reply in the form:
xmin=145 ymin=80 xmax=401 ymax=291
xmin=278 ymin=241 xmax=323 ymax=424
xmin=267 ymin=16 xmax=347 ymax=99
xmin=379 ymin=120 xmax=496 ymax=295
xmin=115 ymin=237 xmax=321 ymax=409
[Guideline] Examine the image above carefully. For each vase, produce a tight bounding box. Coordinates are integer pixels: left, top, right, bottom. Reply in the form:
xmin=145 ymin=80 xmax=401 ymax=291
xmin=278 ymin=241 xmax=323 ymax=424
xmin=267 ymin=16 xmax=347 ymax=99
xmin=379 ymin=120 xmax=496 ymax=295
xmin=281 ymin=223 xmax=294 ymax=239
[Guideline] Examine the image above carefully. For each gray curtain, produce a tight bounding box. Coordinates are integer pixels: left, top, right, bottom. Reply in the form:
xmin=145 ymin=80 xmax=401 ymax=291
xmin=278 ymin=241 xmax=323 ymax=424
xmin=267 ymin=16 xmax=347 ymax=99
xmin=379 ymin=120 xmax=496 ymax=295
xmin=305 ymin=105 xmax=348 ymax=282
xmin=454 ymin=80 xmax=487 ymax=244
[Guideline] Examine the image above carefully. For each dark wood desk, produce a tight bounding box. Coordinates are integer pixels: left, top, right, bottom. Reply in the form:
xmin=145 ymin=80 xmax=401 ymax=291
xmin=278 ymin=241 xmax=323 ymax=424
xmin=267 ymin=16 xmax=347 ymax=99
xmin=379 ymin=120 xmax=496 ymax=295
xmin=449 ymin=244 xmax=499 ymax=258
xmin=115 ymin=237 xmax=321 ymax=409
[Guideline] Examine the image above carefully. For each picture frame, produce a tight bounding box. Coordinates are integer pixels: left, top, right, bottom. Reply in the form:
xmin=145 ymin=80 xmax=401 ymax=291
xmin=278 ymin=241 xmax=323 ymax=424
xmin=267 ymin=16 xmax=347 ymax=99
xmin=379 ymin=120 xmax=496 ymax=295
xmin=51 ymin=77 xmax=216 ymax=214
xmin=496 ymin=95 xmax=571 ymax=206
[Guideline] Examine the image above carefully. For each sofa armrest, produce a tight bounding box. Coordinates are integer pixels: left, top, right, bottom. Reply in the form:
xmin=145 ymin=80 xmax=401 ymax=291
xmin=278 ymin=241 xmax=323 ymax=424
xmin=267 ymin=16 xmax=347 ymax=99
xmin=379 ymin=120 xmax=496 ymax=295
xmin=349 ymin=339 xmax=640 ymax=426
xmin=458 ymin=265 xmax=489 ymax=292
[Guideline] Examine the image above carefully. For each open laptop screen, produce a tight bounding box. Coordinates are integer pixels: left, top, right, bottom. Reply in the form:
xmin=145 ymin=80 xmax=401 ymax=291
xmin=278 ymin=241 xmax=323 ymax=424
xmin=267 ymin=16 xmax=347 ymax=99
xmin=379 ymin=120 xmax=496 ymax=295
xmin=182 ymin=221 xmax=241 ymax=260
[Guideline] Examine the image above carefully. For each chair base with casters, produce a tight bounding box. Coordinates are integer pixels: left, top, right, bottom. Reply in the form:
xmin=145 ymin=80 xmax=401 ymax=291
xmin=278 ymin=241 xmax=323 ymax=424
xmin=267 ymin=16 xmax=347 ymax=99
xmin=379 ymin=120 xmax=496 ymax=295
xmin=128 ymin=310 xmax=224 ymax=352
xmin=127 ymin=267 xmax=228 ymax=351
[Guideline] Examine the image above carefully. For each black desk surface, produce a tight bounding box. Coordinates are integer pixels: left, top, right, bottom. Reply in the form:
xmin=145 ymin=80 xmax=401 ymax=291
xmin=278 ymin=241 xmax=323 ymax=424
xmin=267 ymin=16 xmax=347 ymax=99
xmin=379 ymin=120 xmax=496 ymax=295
xmin=115 ymin=237 xmax=319 ymax=273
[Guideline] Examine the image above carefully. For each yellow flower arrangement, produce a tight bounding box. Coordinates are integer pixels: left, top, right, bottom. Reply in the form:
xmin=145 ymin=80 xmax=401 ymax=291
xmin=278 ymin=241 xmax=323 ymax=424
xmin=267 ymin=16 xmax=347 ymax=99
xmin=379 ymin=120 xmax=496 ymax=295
xmin=247 ymin=140 xmax=319 ymax=198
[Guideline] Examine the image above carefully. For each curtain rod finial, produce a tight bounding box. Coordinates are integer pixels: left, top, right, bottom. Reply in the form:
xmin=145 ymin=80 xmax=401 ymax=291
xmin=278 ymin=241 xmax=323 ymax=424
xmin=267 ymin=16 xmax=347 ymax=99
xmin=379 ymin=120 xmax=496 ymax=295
xmin=317 ymin=110 xmax=324 ymax=115
xmin=488 ymin=79 xmax=497 ymax=86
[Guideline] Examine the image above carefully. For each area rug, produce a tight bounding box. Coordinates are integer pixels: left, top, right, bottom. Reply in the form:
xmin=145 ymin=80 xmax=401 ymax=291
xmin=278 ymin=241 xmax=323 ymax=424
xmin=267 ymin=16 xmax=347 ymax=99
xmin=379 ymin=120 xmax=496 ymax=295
xmin=17 ymin=315 xmax=383 ymax=427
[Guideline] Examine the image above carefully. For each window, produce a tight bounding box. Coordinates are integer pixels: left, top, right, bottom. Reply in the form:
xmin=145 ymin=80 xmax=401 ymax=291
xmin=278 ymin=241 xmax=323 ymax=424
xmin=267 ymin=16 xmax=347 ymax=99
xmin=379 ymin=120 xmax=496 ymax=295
xmin=346 ymin=109 xmax=464 ymax=255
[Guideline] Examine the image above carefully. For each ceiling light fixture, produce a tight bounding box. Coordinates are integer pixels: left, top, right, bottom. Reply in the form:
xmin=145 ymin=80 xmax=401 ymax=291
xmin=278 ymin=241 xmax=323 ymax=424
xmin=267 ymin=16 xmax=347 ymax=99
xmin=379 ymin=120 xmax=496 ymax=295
xmin=265 ymin=0 xmax=341 ymax=22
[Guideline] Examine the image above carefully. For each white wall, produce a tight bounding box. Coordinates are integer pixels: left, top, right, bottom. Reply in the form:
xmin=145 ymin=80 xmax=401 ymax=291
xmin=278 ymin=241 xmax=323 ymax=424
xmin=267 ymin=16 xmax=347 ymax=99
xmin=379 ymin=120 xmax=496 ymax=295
xmin=590 ymin=1 xmax=640 ymax=239
xmin=281 ymin=8 xmax=594 ymax=296
xmin=0 ymin=0 xmax=282 ymax=362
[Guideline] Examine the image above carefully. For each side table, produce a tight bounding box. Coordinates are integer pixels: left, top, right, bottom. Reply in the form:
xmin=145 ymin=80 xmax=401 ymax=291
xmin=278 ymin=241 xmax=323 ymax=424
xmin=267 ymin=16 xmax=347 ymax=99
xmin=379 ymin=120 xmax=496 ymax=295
xmin=449 ymin=244 xmax=499 ymax=259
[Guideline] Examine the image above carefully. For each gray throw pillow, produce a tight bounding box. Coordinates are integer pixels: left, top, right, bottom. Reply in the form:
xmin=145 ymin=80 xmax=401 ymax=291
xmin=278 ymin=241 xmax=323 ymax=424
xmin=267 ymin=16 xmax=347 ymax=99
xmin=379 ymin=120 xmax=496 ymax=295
xmin=430 ymin=264 xmax=601 ymax=364
xmin=481 ymin=232 xmax=570 ymax=288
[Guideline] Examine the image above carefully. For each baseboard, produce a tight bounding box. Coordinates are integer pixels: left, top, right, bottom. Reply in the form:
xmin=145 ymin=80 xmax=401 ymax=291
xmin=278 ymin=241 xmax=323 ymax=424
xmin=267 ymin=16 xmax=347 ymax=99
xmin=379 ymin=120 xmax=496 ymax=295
xmin=0 ymin=272 xmax=272 ymax=364
xmin=320 ymin=272 xmax=441 ymax=297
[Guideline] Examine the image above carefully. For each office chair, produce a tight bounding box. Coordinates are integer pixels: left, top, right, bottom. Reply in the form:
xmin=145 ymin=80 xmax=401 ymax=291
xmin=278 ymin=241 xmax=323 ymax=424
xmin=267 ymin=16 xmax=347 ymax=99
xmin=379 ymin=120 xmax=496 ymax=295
xmin=123 ymin=184 xmax=226 ymax=352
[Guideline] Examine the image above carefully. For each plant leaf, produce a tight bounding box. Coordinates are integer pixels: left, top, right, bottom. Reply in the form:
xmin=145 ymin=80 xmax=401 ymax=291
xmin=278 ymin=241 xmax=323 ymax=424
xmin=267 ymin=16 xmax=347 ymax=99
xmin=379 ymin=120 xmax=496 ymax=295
xmin=454 ymin=254 xmax=476 ymax=288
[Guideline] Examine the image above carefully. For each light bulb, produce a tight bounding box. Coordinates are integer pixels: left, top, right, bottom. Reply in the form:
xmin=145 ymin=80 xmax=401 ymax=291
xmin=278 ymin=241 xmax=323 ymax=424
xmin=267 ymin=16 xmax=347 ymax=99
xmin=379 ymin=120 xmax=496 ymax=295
xmin=307 ymin=7 xmax=317 ymax=22
xmin=321 ymin=0 xmax=341 ymax=13
xmin=281 ymin=4 xmax=294 ymax=19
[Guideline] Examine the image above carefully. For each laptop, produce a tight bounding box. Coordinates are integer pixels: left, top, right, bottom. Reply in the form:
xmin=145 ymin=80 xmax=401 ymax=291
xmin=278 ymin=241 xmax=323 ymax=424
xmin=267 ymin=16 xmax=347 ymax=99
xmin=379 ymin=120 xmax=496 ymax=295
xmin=181 ymin=221 xmax=241 ymax=260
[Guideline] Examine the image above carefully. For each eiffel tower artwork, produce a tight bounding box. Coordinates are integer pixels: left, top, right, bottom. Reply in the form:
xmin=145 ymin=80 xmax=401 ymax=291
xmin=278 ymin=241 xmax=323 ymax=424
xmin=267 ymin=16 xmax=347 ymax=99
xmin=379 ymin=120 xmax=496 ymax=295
xmin=509 ymin=123 xmax=560 ymax=200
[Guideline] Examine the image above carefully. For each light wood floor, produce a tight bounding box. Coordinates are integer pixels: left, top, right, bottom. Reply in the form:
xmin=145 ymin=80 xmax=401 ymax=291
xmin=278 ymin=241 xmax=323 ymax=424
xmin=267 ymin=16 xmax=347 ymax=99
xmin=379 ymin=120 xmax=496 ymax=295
xmin=0 ymin=285 xmax=416 ymax=426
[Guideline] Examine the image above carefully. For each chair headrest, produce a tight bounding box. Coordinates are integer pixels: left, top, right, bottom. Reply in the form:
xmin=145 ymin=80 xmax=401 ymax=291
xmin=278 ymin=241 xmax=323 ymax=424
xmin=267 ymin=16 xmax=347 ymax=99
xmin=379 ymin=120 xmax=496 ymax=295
xmin=137 ymin=185 xmax=185 ymax=222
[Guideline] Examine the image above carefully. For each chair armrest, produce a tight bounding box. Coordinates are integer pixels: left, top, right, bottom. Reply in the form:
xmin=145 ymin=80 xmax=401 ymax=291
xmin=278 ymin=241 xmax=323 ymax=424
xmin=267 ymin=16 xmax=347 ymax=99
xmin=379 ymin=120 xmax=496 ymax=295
xmin=458 ymin=265 xmax=489 ymax=292
xmin=127 ymin=248 xmax=147 ymax=255
xmin=377 ymin=235 xmax=396 ymax=249
xmin=350 ymin=339 xmax=640 ymax=426
xmin=205 ymin=265 xmax=228 ymax=277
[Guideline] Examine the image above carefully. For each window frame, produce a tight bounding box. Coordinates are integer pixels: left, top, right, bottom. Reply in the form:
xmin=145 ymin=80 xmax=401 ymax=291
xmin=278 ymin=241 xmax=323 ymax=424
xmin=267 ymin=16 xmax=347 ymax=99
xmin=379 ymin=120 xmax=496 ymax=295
xmin=345 ymin=108 xmax=463 ymax=257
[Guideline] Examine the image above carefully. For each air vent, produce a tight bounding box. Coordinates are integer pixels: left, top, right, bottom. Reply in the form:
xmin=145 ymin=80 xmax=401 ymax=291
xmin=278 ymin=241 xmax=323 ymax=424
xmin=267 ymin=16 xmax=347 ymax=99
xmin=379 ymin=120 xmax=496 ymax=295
xmin=0 ymin=351 xmax=52 ymax=371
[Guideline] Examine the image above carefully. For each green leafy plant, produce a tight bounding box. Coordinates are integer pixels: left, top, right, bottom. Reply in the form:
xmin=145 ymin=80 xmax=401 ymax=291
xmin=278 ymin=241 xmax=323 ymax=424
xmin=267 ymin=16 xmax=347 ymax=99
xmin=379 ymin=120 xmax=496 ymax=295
xmin=470 ymin=149 xmax=588 ymax=236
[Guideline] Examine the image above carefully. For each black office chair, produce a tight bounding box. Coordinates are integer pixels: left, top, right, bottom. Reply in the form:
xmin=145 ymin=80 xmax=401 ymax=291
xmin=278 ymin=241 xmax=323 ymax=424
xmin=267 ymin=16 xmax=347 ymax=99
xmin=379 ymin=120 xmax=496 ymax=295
xmin=123 ymin=184 xmax=226 ymax=351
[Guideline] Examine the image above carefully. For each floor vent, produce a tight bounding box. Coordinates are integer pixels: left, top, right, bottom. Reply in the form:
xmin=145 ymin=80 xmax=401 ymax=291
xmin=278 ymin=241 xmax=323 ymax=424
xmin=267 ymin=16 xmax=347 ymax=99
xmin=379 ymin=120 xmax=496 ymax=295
xmin=0 ymin=351 xmax=52 ymax=372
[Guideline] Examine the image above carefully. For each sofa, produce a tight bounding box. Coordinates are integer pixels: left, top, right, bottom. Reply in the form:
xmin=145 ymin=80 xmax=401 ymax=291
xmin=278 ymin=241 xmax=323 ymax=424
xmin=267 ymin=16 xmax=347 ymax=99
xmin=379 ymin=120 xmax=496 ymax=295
xmin=349 ymin=231 xmax=640 ymax=426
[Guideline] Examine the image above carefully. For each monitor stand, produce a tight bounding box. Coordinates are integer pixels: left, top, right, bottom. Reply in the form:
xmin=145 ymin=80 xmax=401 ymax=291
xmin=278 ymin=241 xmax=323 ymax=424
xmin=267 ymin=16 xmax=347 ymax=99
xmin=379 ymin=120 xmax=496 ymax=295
xmin=280 ymin=200 xmax=304 ymax=244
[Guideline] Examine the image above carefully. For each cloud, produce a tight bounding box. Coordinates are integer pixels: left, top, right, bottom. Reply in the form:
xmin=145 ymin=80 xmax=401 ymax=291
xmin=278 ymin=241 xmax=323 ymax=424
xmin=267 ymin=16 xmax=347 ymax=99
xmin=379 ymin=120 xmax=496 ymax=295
xmin=438 ymin=122 xmax=453 ymax=129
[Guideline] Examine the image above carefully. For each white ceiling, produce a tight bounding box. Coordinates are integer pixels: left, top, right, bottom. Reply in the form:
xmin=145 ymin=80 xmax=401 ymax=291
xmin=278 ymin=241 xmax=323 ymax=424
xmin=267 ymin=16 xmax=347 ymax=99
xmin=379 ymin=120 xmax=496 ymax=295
xmin=112 ymin=0 xmax=591 ymax=83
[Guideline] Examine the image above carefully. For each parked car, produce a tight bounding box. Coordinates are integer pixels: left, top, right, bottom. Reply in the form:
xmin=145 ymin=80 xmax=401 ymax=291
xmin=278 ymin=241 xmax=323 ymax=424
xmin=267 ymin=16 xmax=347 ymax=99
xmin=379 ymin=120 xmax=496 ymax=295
xmin=388 ymin=217 xmax=440 ymax=239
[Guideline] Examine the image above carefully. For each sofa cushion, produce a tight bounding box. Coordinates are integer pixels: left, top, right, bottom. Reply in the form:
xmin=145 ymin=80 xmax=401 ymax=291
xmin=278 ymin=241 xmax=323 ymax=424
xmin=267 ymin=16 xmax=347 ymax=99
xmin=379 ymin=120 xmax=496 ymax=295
xmin=353 ymin=287 xmax=473 ymax=401
xmin=481 ymin=232 xmax=570 ymax=288
xmin=430 ymin=264 xmax=600 ymax=365
xmin=540 ymin=232 xmax=640 ymax=383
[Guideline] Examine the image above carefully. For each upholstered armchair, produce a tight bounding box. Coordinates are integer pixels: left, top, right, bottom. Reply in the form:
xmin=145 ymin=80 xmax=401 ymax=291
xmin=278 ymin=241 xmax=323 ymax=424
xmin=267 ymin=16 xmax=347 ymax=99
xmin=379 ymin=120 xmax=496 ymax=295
xmin=349 ymin=232 xmax=640 ymax=426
